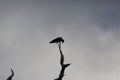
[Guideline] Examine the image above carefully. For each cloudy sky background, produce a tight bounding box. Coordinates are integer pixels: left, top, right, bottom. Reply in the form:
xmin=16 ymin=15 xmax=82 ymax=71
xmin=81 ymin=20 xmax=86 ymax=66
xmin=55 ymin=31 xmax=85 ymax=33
xmin=0 ymin=0 xmax=120 ymax=80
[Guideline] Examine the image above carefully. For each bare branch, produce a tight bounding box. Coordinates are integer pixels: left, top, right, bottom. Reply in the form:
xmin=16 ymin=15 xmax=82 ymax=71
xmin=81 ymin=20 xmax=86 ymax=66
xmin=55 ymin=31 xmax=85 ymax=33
xmin=54 ymin=43 xmax=71 ymax=80
xmin=7 ymin=68 xmax=14 ymax=80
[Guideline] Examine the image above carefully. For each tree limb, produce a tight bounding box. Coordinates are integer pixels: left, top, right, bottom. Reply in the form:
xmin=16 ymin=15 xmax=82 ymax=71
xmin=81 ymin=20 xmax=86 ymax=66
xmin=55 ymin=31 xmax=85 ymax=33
xmin=54 ymin=43 xmax=71 ymax=80
xmin=7 ymin=68 xmax=14 ymax=80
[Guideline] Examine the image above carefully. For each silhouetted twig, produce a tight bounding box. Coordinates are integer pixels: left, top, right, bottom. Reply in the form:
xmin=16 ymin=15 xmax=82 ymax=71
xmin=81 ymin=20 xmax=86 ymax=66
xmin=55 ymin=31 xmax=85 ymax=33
xmin=50 ymin=37 xmax=71 ymax=80
xmin=7 ymin=68 xmax=14 ymax=80
xmin=54 ymin=43 xmax=71 ymax=80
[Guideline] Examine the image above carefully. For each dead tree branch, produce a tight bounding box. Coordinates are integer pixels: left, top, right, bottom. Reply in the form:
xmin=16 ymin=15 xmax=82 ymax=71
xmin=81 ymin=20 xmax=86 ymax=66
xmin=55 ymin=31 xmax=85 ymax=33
xmin=49 ymin=37 xmax=71 ymax=80
xmin=7 ymin=68 xmax=14 ymax=80
xmin=54 ymin=43 xmax=71 ymax=80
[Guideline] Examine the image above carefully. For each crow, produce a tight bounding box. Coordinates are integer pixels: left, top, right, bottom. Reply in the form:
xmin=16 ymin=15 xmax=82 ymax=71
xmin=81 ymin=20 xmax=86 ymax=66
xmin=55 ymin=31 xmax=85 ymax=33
xmin=49 ymin=37 xmax=64 ymax=44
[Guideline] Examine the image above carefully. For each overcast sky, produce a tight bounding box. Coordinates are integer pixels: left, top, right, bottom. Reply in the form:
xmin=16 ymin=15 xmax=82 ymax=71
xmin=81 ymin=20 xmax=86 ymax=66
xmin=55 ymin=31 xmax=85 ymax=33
xmin=0 ymin=0 xmax=120 ymax=80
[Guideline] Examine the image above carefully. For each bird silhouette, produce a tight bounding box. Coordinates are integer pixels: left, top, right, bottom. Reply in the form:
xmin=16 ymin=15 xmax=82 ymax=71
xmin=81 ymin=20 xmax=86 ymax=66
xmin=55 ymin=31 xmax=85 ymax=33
xmin=49 ymin=37 xmax=64 ymax=44
xmin=7 ymin=68 xmax=14 ymax=80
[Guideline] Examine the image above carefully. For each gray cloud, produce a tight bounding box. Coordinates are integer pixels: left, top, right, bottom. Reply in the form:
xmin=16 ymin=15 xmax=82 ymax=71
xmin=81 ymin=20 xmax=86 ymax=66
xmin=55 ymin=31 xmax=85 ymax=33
xmin=0 ymin=0 xmax=120 ymax=80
